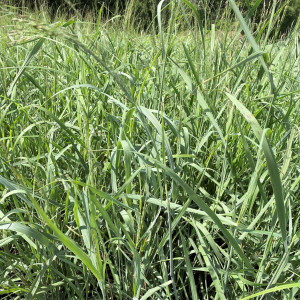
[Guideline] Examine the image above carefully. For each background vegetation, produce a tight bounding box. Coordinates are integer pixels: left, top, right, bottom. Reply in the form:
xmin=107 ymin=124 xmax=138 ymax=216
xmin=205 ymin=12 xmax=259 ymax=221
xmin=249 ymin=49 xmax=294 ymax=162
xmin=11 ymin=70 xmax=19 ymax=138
xmin=0 ymin=0 xmax=299 ymax=299
xmin=6 ymin=0 xmax=300 ymax=33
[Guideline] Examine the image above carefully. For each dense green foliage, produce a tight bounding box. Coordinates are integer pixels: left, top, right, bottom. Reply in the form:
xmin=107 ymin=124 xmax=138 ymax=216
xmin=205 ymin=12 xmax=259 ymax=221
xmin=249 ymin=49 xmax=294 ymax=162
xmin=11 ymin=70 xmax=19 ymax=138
xmin=5 ymin=0 xmax=300 ymax=33
xmin=0 ymin=0 xmax=299 ymax=299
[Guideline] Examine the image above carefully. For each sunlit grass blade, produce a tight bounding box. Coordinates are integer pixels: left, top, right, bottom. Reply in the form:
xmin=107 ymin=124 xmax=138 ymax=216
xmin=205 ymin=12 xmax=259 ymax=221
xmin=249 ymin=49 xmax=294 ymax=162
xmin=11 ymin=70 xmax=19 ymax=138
xmin=0 ymin=176 xmax=103 ymax=284
xmin=0 ymin=222 xmax=57 ymax=251
xmin=227 ymin=0 xmax=276 ymax=93
xmin=240 ymin=282 xmax=300 ymax=300
xmin=180 ymin=231 xmax=198 ymax=300
xmin=225 ymin=92 xmax=287 ymax=250
xmin=140 ymin=280 xmax=173 ymax=300
xmin=7 ymin=38 xmax=45 ymax=97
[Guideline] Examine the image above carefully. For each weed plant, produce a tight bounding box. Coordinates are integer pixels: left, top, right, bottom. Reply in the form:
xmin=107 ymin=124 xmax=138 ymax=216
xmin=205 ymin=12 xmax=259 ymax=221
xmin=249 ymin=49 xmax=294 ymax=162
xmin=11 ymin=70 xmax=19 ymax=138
xmin=0 ymin=0 xmax=299 ymax=299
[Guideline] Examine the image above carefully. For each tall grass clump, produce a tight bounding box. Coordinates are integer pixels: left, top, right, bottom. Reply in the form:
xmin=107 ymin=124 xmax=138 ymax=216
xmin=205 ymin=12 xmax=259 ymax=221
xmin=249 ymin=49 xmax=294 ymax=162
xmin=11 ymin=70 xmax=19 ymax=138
xmin=0 ymin=0 xmax=299 ymax=299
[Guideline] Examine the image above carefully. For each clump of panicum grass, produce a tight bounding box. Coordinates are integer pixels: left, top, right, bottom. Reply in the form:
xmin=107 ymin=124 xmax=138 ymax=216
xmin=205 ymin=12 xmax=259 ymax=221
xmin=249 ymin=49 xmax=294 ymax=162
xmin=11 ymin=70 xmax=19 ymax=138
xmin=0 ymin=0 xmax=299 ymax=299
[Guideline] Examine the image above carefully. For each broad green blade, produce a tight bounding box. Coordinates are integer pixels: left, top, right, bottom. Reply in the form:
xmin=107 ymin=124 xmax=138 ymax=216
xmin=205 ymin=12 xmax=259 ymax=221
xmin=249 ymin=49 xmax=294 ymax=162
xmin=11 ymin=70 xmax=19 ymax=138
xmin=140 ymin=280 xmax=173 ymax=300
xmin=240 ymin=282 xmax=300 ymax=300
xmin=180 ymin=232 xmax=198 ymax=300
xmin=227 ymin=0 xmax=276 ymax=93
xmin=0 ymin=176 xmax=103 ymax=283
xmin=7 ymin=38 xmax=45 ymax=97
xmin=225 ymin=92 xmax=287 ymax=249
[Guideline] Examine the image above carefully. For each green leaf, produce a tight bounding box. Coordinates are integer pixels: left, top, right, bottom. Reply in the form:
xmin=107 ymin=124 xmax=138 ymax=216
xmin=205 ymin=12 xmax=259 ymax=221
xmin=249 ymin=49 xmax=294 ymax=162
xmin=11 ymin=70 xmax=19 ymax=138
xmin=240 ymin=283 xmax=300 ymax=300
xmin=227 ymin=0 xmax=276 ymax=93
xmin=225 ymin=92 xmax=287 ymax=250
xmin=7 ymin=38 xmax=45 ymax=97
xmin=140 ymin=280 xmax=173 ymax=300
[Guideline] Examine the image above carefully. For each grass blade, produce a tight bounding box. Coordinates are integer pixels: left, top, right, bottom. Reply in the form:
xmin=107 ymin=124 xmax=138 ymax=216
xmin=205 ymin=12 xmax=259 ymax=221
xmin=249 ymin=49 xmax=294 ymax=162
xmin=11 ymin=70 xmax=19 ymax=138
xmin=225 ymin=92 xmax=287 ymax=250
xmin=7 ymin=38 xmax=45 ymax=97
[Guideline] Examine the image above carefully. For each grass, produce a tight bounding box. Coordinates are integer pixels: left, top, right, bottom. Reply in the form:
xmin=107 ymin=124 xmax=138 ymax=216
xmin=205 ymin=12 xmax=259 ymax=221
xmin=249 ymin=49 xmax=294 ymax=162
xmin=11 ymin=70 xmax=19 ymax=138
xmin=0 ymin=0 xmax=299 ymax=299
